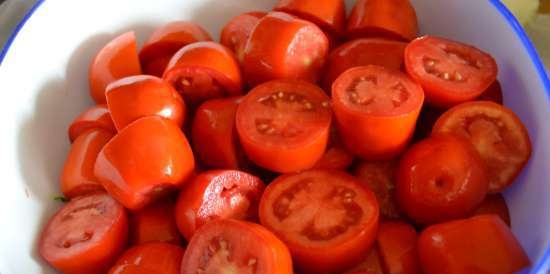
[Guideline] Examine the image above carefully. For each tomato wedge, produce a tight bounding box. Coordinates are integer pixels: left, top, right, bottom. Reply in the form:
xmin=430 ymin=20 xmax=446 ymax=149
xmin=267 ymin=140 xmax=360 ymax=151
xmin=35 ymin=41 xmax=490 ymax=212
xmin=405 ymin=36 xmax=498 ymax=108
xmin=68 ymin=104 xmax=116 ymax=143
xmin=471 ymin=193 xmax=511 ymax=227
xmin=39 ymin=193 xmax=128 ymax=274
xmin=332 ymin=65 xmax=424 ymax=160
xmin=259 ymin=169 xmax=379 ymax=273
xmin=274 ymin=0 xmax=346 ymax=36
xmin=354 ymin=160 xmax=401 ymax=219
xmin=129 ymin=200 xmax=182 ymax=245
xmin=181 ymin=219 xmax=293 ymax=274
xmin=108 ymin=242 xmax=184 ymax=274
xmin=478 ymin=80 xmax=503 ymax=104
xmin=432 ymin=101 xmax=531 ymax=192
xmin=175 ymin=170 xmax=265 ymax=240
xmin=236 ymin=80 xmax=332 ymax=173
xmin=376 ymin=221 xmax=421 ymax=274
xmin=220 ymin=12 xmax=266 ymax=63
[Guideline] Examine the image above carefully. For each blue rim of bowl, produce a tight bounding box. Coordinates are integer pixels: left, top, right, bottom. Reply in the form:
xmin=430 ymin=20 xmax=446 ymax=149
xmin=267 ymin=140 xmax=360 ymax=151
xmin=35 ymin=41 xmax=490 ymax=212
xmin=0 ymin=0 xmax=549 ymax=272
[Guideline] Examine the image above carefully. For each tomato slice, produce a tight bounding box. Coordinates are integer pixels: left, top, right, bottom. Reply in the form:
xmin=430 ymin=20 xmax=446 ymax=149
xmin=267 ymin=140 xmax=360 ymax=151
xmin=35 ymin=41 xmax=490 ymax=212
xmin=129 ymin=200 xmax=182 ymax=245
xmin=274 ymin=0 xmax=346 ymax=36
xmin=418 ymin=215 xmax=530 ymax=274
xmin=220 ymin=12 xmax=266 ymax=63
xmin=432 ymin=101 xmax=531 ymax=192
xmin=354 ymin=160 xmax=401 ymax=219
xmin=181 ymin=219 xmax=293 ymax=274
xmin=68 ymin=104 xmax=116 ymax=143
xmin=108 ymin=242 xmax=184 ymax=274
xmin=478 ymin=80 xmax=503 ymax=104
xmin=175 ymin=170 xmax=265 ymax=240
xmin=39 ymin=193 xmax=128 ymax=274
xmin=323 ymin=38 xmax=407 ymax=92
xmin=376 ymin=221 xmax=421 ymax=274
xmin=405 ymin=36 xmax=498 ymax=108
xmin=396 ymin=135 xmax=489 ymax=225
xmin=140 ymin=21 xmax=212 ymax=77
xmin=470 ymin=193 xmax=511 ymax=227
xmin=259 ymin=169 xmax=379 ymax=273
xmin=343 ymin=248 xmax=384 ymax=274
xmin=61 ymin=129 xmax=113 ymax=198
xmin=236 ymin=80 xmax=332 ymax=173
xmin=332 ymin=65 xmax=424 ymax=160
xmin=89 ymin=32 xmax=142 ymax=104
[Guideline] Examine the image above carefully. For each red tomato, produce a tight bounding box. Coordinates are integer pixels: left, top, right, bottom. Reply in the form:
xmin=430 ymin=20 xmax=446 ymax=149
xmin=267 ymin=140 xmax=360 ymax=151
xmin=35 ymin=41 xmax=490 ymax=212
xmin=181 ymin=219 xmax=293 ymax=274
xmin=471 ymin=193 xmax=511 ymax=227
xmin=68 ymin=104 xmax=116 ymax=142
xmin=347 ymin=0 xmax=418 ymax=41
xmin=354 ymin=160 xmax=401 ymax=219
xmin=129 ymin=200 xmax=182 ymax=245
xmin=89 ymin=32 xmax=142 ymax=104
xmin=163 ymin=41 xmax=242 ymax=106
xmin=220 ymin=12 xmax=266 ymax=63
xmin=478 ymin=80 xmax=503 ymax=104
xmin=175 ymin=170 xmax=265 ymax=240
xmin=105 ymin=75 xmax=186 ymax=130
xmin=377 ymin=221 xmax=421 ymax=274
xmin=432 ymin=101 xmax=531 ymax=192
xmin=243 ymin=12 xmax=329 ymax=87
xmin=274 ymin=0 xmax=346 ymax=36
xmin=344 ymin=248 xmax=384 ymax=274
xmin=332 ymin=65 xmax=424 ymax=160
xmin=313 ymin=126 xmax=354 ymax=170
xmin=236 ymin=80 xmax=332 ymax=173
xmin=405 ymin=36 xmax=498 ymax=108
xmin=396 ymin=134 xmax=488 ymax=224
xmin=259 ymin=170 xmax=380 ymax=273
xmin=61 ymin=129 xmax=113 ymax=198
xmin=191 ymin=97 xmax=244 ymax=169
xmin=39 ymin=193 xmax=128 ymax=274
xmin=418 ymin=215 xmax=530 ymax=274
xmin=140 ymin=21 xmax=212 ymax=77
xmin=323 ymin=38 xmax=407 ymax=92
xmin=108 ymin=242 xmax=184 ymax=274
xmin=94 ymin=116 xmax=195 ymax=210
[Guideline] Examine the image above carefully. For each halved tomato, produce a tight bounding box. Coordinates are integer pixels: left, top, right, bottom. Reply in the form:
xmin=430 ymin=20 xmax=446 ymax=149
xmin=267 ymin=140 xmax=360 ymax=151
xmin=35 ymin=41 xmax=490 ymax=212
xmin=377 ymin=221 xmax=421 ymax=274
xmin=236 ymin=80 xmax=332 ymax=173
xmin=129 ymin=200 xmax=182 ymax=245
xmin=259 ymin=169 xmax=379 ymax=273
xmin=68 ymin=104 xmax=116 ymax=142
xmin=108 ymin=242 xmax=184 ymax=274
xmin=220 ymin=12 xmax=266 ymax=63
xmin=274 ymin=0 xmax=346 ymax=37
xmin=471 ymin=193 xmax=511 ymax=227
xmin=354 ymin=160 xmax=401 ymax=219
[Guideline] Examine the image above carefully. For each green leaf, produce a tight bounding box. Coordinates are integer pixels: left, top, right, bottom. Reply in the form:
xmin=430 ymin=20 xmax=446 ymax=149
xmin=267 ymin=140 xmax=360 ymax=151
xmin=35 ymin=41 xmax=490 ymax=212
xmin=53 ymin=195 xmax=68 ymax=202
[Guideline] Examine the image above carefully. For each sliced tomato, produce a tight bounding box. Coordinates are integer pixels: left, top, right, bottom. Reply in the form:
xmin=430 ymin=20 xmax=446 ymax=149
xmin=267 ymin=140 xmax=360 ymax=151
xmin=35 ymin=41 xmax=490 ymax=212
xmin=354 ymin=160 xmax=401 ymax=219
xmin=478 ymin=80 xmax=504 ymax=104
xmin=405 ymin=36 xmax=498 ymax=108
xmin=129 ymin=200 xmax=182 ymax=245
xmin=108 ymin=242 xmax=184 ymax=274
xmin=89 ymin=32 xmax=142 ymax=104
xmin=377 ymin=221 xmax=421 ymax=274
xmin=140 ymin=21 xmax=212 ymax=77
xmin=332 ymin=65 xmax=424 ymax=160
xmin=39 ymin=193 xmax=128 ymax=274
xmin=259 ymin=169 xmax=379 ymax=273
xmin=274 ymin=0 xmax=346 ymax=36
xmin=175 ymin=170 xmax=265 ymax=240
xmin=68 ymin=104 xmax=116 ymax=143
xmin=432 ymin=101 xmax=531 ymax=192
xmin=181 ymin=219 xmax=293 ymax=274
xmin=236 ymin=80 xmax=332 ymax=173
xmin=343 ymin=248 xmax=384 ymax=274
xmin=471 ymin=193 xmax=511 ymax=227
xmin=220 ymin=12 xmax=266 ymax=63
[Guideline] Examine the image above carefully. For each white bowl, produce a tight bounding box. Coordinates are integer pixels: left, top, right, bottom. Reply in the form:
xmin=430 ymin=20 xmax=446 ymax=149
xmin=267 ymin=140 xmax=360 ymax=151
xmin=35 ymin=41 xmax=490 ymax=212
xmin=0 ymin=0 xmax=548 ymax=273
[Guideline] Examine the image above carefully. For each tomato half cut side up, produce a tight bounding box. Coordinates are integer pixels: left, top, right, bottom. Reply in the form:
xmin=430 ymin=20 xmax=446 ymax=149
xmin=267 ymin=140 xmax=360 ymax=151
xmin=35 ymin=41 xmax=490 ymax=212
xmin=332 ymin=65 xmax=424 ymax=160
xmin=220 ymin=12 xmax=266 ymax=63
xmin=259 ymin=169 xmax=380 ymax=273
xmin=181 ymin=219 xmax=293 ymax=274
xmin=432 ymin=101 xmax=531 ymax=193
xmin=405 ymin=36 xmax=498 ymax=108
xmin=108 ymin=242 xmax=184 ymax=274
xmin=354 ymin=160 xmax=401 ymax=219
xmin=68 ymin=104 xmax=116 ymax=143
xmin=39 ymin=193 xmax=128 ymax=274
xmin=236 ymin=80 xmax=332 ymax=173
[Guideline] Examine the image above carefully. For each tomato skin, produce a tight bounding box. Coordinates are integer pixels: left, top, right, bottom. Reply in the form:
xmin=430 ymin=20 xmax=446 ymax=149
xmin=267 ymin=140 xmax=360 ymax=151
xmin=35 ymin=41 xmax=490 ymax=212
xmin=377 ymin=221 xmax=421 ymax=274
xmin=478 ymin=80 xmax=503 ymax=104
xmin=344 ymin=248 xmax=384 ymax=274
xmin=323 ymin=38 xmax=407 ymax=92
xmin=418 ymin=215 xmax=530 ymax=274
xmin=243 ymin=12 xmax=329 ymax=87
xmin=181 ymin=219 xmax=293 ymax=274
xmin=61 ymin=129 xmax=113 ymax=199
xmin=39 ymin=193 xmax=128 ymax=274
xmin=220 ymin=12 xmax=266 ymax=63
xmin=174 ymin=170 xmax=265 ymax=241
xmin=68 ymin=104 xmax=116 ymax=143
xmin=313 ymin=126 xmax=354 ymax=170
xmin=274 ymin=0 xmax=346 ymax=36
xmin=140 ymin=21 xmax=212 ymax=77
xmin=89 ymin=32 xmax=142 ymax=104
xmin=396 ymin=134 xmax=488 ymax=225
xmin=347 ymin=0 xmax=418 ymax=41
xmin=94 ymin=116 xmax=195 ymax=210
xmin=108 ymin=242 xmax=184 ymax=274
xmin=354 ymin=160 xmax=401 ymax=219
xmin=129 ymin=200 xmax=182 ymax=245
xmin=163 ymin=41 xmax=242 ymax=106
xmin=470 ymin=194 xmax=511 ymax=227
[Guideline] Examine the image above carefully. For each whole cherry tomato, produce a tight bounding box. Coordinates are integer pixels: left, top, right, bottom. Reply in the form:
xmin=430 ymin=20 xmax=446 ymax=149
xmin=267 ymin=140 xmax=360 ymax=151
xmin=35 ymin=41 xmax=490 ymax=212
xmin=377 ymin=221 xmax=421 ymax=274
xmin=68 ymin=104 xmax=116 ymax=142
xmin=108 ymin=242 xmax=184 ymax=274
xmin=129 ymin=200 xmax=182 ymax=245
xmin=354 ymin=160 xmax=401 ymax=219
xmin=220 ymin=12 xmax=266 ymax=63
xmin=274 ymin=0 xmax=346 ymax=36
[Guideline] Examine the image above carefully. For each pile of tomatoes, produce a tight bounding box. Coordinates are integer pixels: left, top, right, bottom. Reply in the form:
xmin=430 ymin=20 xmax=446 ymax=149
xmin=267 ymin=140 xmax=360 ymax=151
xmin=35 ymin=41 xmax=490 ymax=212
xmin=38 ymin=0 xmax=533 ymax=273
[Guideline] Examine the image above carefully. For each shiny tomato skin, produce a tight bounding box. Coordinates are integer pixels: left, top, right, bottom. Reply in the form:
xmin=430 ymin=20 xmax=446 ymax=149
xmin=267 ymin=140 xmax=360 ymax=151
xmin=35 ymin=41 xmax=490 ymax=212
xmin=129 ymin=200 xmax=182 ymax=245
xmin=470 ymin=194 xmax=511 ymax=227
xmin=354 ymin=160 xmax=401 ymax=219
xmin=68 ymin=104 xmax=116 ymax=143
xmin=377 ymin=221 xmax=421 ymax=274
xmin=243 ymin=12 xmax=329 ymax=87
xmin=259 ymin=169 xmax=380 ymax=274
xmin=39 ymin=193 xmax=128 ymax=274
xmin=61 ymin=129 xmax=113 ymax=199
xmin=220 ymin=12 xmax=266 ymax=63
xmin=274 ymin=0 xmax=346 ymax=36
xmin=418 ymin=215 xmax=530 ymax=274
xmin=105 ymin=75 xmax=186 ymax=130
xmin=94 ymin=116 xmax=195 ymax=210
xmin=89 ymin=32 xmax=142 ymax=104
xmin=396 ymin=134 xmax=489 ymax=225
xmin=108 ymin=242 xmax=184 ymax=274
